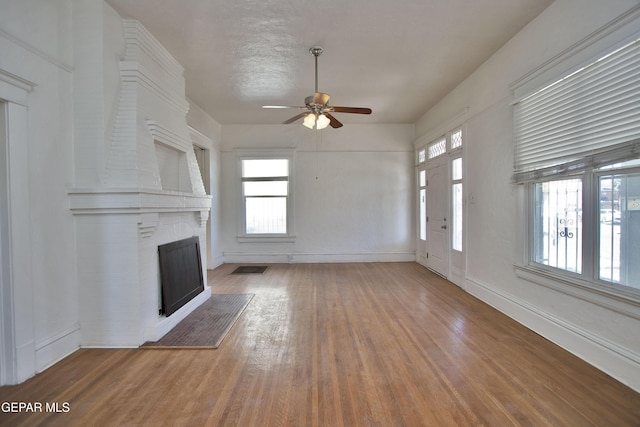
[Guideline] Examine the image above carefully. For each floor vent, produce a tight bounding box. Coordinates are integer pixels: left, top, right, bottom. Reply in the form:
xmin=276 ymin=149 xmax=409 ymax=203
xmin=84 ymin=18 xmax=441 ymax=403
xmin=231 ymin=265 xmax=268 ymax=274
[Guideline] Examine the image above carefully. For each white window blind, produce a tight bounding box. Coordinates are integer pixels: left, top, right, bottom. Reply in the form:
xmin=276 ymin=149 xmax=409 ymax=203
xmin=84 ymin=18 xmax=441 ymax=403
xmin=513 ymin=38 xmax=640 ymax=183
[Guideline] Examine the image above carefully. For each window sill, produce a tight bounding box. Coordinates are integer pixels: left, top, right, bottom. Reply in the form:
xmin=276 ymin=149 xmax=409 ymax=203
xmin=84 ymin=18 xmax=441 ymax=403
xmin=514 ymin=264 xmax=640 ymax=320
xmin=237 ymin=235 xmax=296 ymax=243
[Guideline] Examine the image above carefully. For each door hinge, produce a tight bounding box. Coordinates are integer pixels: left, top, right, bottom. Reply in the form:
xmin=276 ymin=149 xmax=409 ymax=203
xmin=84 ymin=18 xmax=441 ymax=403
xmin=426 ymin=252 xmax=429 ymax=259
xmin=426 ymin=216 xmax=429 ymax=222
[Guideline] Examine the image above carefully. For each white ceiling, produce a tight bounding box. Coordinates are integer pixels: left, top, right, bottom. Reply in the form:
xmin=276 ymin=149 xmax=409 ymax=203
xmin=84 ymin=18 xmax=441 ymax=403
xmin=106 ymin=0 xmax=553 ymax=126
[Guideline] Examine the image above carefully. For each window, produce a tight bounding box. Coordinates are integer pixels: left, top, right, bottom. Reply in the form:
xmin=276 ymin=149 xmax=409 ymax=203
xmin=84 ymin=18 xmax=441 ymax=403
xmin=450 ymin=129 xmax=463 ymax=150
xmin=451 ymin=157 xmax=463 ymax=252
xmin=533 ymin=178 xmax=582 ymax=273
xmin=598 ymin=169 xmax=640 ymax=286
xmin=418 ymin=149 xmax=426 ymax=165
xmin=238 ymin=153 xmax=294 ymax=239
xmin=428 ymin=138 xmax=446 ymax=159
xmin=419 ymin=169 xmax=426 ymax=241
xmin=515 ymin=38 xmax=640 ymax=295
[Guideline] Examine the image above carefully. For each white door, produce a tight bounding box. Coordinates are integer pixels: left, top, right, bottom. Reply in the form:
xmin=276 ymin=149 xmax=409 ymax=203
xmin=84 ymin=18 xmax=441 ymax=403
xmin=426 ymin=159 xmax=449 ymax=278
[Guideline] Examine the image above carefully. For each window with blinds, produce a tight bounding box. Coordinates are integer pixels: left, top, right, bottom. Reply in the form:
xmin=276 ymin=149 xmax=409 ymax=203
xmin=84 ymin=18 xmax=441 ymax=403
xmin=513 ymin=38 xmax=640 ymax=183
xmin=515 ymin=36 xmax=640 ymax=294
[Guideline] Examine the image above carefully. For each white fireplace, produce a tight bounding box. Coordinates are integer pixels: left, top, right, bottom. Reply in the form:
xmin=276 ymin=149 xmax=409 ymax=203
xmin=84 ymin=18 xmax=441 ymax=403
xmin=69 ymin=19 xmax=211 ymax=347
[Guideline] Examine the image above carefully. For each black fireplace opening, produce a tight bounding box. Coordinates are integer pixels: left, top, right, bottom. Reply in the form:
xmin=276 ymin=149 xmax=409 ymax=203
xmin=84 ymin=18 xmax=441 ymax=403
xmin=158 ymin=236 xmax=204 ymax=317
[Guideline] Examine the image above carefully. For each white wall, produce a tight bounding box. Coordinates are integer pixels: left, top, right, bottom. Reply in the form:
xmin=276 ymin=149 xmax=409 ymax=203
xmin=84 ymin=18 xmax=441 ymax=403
xmin=220 ymin=124 xmax=415 ymax=263
xmin=0 ymin=0 xmax=77 ymax=381
xmin=415 ymin=0 xmax=640 ymax=390
xmin=187 ymin=101 xmax=223 ymax=269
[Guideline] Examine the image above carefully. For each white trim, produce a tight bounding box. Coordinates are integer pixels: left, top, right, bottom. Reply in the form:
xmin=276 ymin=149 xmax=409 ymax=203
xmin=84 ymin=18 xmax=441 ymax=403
xmin=0 ymin=28 xmax=73 ymax=73
xmin=465 ymin=276 xmax=640 ymax=392
xmin=222 ymin=251 xmax=416 ymax=264
xmin=68 ymin=187 xmax=212 ymax=214
xmin=0 ymin=100 xmax=35 ymax=385
xmin=515 ymin=265 xmax=640 ymax=320
xmin=0 ymin=69 xmax=36 ymax=105
xmin=34 ymin=325 xmax=80 ymax=374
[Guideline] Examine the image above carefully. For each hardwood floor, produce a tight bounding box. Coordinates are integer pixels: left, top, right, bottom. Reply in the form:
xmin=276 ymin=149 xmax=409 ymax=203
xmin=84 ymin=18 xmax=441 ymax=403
xmin=1 ymin=262 xmax=639 ymax=426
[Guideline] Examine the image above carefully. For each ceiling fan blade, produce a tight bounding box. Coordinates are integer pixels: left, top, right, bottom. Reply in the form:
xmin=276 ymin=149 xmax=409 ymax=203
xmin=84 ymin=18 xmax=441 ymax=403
xmin=282 ymin=112 xmax=309 ymax=124
xmin=262 ymin=105 xmax=305 ymax=109
xmin=313 ymin=92 xmax=330 ymax=106
xmin=324 ymin=113 xmax=343 ymax=128
xmin=331 ymin=106 xmax=372 ymax=114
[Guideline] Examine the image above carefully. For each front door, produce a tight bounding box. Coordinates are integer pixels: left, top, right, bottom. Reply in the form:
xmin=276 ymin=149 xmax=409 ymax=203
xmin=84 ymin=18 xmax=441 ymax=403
xmin=426 ymin=159 xmax=449 ymax=277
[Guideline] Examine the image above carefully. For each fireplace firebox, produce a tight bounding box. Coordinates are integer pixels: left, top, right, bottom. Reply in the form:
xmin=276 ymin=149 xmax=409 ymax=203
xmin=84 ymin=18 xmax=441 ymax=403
xmin=158 ymin=236 xmax=205 ymax=317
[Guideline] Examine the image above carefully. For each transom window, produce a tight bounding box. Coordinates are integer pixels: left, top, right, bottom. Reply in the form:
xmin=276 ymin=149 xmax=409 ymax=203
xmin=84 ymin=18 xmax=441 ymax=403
xmin=428 ymin=138 xmax=446 ymax=159
xmin=450 ymin=129 xmax=463 ymax=150
xmin=418 ymin=149 xmax=426 ymax=164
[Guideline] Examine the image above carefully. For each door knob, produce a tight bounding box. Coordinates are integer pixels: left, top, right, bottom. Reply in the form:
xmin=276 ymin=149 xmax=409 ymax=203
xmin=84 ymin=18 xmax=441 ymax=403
xmin=441 ymin=225 xmax=447 ymax=230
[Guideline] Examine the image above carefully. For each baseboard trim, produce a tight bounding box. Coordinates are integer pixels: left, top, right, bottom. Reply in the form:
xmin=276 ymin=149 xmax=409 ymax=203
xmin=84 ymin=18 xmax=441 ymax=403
xmin=208 ymin=254 xmax=224 ymax=270
xmin=465 ymin=276 xmax=640 ymax=392
xmin=35 ymin=323 xmax=80 ymax=375
xmin=222 ymin=252 xmax=416 ymax=264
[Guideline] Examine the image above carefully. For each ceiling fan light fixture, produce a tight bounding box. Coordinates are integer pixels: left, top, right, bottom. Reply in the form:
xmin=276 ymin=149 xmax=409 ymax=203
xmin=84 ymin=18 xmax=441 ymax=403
xmin=302 ymin=113 xmax=316 ymax=129
xmin=316 ymin=114 xmax=330 ymax=130
xmin=302 ymin=113 xmax=330 ymax=130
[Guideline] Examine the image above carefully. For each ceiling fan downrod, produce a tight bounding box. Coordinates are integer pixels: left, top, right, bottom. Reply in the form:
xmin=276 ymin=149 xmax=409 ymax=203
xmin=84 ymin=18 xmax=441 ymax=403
xmin=310 ymin=46 xmax=323 ymax=94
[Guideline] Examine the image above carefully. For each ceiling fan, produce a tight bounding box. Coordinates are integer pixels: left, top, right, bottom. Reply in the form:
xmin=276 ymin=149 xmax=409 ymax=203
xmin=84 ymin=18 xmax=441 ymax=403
xmin=262 ymin=46 xmax=372 ymax=129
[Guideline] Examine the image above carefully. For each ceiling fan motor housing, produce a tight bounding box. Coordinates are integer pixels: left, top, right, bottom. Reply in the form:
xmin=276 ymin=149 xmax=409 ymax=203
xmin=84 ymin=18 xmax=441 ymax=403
xmin=309 ymin=46 xmax=323 ymax=57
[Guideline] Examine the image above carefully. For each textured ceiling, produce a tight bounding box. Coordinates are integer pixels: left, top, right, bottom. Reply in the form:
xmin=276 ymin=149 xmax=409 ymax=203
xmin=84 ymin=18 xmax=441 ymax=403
xmin=106 ymin=0 xmax=554 ymax=125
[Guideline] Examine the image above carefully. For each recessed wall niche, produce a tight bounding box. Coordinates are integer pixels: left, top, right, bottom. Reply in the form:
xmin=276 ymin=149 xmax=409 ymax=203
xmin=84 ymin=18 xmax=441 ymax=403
xmin=154 ymin=140 xmax=192 ymax=192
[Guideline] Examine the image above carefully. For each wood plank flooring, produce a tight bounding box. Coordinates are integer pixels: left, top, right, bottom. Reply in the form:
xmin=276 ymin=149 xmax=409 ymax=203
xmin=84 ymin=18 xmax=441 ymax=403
xmin=1 ymin=262 xmax=638 ymax=426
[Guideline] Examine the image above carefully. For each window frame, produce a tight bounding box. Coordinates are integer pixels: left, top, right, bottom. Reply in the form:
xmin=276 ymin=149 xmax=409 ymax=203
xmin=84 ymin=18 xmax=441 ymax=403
xmin=235 ymin=149 xmax=295 ymax=242
xmin=451 ymin=154 xmax=463 ymax=253
xmin=520 ymin=167 xmax=640 ymax=304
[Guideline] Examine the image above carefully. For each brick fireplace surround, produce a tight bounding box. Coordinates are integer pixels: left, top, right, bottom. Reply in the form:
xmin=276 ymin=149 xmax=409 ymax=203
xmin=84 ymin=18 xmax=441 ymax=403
xmin=69 ymin=20 xmax=211 ymax=347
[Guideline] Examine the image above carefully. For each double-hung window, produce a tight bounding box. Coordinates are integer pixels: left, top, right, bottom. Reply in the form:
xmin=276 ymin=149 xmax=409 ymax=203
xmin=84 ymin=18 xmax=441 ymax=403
xmin=514 ymin=37 xmax=640 ymax=295
xmin=238 ymin=151 xmax=294 ymax=240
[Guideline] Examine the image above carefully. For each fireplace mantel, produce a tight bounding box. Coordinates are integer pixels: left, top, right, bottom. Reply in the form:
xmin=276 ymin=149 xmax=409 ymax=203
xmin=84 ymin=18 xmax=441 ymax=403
xmin=68 ymin=188 xmax=211 ymax=214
